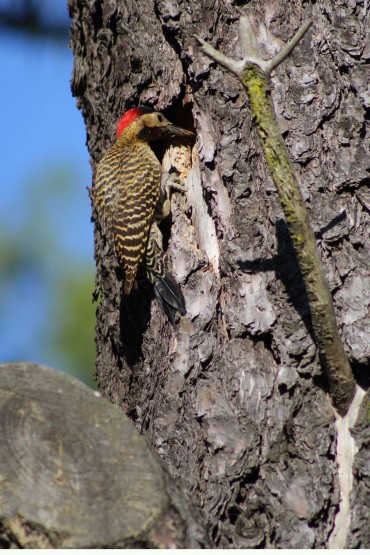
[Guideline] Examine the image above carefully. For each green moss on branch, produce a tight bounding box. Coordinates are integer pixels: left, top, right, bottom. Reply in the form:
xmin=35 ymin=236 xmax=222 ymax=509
xmin=241 ymin=64 xmax=355 ymax=414
xmin=196 ymin=21 xmax=356 ymax=415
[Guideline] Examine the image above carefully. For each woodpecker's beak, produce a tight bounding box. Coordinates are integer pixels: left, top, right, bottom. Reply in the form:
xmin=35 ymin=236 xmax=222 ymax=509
xmin=162 ymin=124 xmax=194 ymax=138
xmin=138 ymin=123 xmax=194 ymax=142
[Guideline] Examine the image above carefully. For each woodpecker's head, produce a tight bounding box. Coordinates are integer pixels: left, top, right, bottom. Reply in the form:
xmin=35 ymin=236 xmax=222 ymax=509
xmin=117 ymin=106 xmax=193 ymax=142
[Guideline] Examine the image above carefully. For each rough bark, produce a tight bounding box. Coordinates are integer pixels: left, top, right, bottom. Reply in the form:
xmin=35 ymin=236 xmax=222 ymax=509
xmin=69 ymin=0 xmax=369 ymax=548
xmin=0 ymin=363 xmax=209 ymax=548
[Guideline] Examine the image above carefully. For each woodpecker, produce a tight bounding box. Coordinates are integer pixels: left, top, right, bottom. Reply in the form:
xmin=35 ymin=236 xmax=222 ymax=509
xmin=92 ymin=106 xmax=192 ymax=324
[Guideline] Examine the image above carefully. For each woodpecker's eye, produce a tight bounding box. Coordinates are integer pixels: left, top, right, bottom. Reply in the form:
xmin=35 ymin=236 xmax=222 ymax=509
xmin=157 ymin=114 xmax=164 ymax=123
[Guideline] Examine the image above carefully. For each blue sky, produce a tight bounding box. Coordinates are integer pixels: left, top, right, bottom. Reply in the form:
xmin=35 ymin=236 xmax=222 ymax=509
xmin=0 ymin=5 xmax=95 ymax=379
xmin=0 ymin=28 xmax=92 ymax=251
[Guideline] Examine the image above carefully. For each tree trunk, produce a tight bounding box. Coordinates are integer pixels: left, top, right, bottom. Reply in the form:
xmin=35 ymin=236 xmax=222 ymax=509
xmin=0 ymin=363 xmax=209 ymax=549
xmin=69 ymin=0 xmax=369 ymax=548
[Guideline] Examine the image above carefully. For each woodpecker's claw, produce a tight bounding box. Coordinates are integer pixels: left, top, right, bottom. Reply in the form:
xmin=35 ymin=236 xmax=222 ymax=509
xmin=166 ymin=174 xmax=187 ymax=194
xmin=161 ymin=173 xmax=187 ymax=219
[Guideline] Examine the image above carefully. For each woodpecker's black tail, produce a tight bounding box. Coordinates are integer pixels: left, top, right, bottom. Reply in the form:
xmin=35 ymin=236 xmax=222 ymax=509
xmin=153 ymin=272 xmax=186 ymax=326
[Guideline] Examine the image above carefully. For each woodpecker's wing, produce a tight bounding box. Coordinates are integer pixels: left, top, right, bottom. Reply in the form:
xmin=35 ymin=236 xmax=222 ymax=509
xmin=91 ymin=170 xmax=119 ymax=250
xmin=92 ymin=145 xmax=128 ymax=252
xmin=93 ymin=141 xmax=162 ymax=294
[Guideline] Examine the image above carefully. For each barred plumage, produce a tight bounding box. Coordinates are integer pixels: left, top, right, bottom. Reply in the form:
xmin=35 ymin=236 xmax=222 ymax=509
xmin=92 ymin=107 xmax=192 ymax=322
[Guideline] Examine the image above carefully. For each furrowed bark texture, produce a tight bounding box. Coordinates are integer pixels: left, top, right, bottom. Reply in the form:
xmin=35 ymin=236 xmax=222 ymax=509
xmin=69 ymin=0 xmax=369 ymax=548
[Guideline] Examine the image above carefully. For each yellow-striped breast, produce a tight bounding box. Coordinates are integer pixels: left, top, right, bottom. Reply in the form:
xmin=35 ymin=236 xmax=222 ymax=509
xmin=92 ymin=131 xmax=161 ymax=294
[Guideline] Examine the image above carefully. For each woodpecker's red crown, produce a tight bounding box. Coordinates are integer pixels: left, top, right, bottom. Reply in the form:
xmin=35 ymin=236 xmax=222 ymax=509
xmin=117 ymin=106 xmax=154 ymax=138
